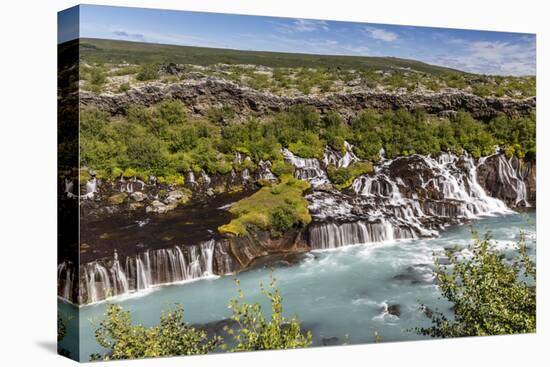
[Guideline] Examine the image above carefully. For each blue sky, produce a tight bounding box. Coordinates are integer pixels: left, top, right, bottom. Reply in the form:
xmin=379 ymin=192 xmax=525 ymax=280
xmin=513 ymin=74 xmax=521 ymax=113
xmin=59 ymin=4 xmax=536 ymax=76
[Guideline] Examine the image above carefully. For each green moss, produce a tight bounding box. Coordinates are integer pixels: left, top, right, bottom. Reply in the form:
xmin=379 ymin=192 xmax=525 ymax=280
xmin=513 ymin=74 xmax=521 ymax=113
xmin=108 ymin=192 xmax=128 ymax=205
xmin=178 ymin=188 xmax=193 ymax=205
xmin=218 ymin=175 xmax=311 ymax=236
xmin=79 ymin=168 xmax=90 ymax=184
xmin=158 ymin=174 xmax=185 ymax=186
xmin=129 ymin=202 xmax=144 ymax=210
xmin=327 ymin=161 xmax=374 ymax=189
xmin=213 ymin=185 xmax=226 ymax=194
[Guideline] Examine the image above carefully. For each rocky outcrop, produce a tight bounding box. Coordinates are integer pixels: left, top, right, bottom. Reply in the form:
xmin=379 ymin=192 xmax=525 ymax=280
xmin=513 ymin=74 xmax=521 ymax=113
xmin=226 ymin=228 xmax=308 ymax=269
xmin=477 ymin=154 xmax=536 ymax=207
xmin=80 ymin=77 xmax=535 ymax=120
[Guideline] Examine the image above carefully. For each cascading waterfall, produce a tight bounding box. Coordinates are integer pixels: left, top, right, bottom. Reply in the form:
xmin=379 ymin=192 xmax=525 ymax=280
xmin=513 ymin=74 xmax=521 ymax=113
xmin=84 ymin=178 xmax=97 ymax=199
xmin=57 ymin=261 xmax=74 ymax=300
xmin=78 ymin=240 xmax=219 ymax=304
xmin=64 ymin=146 xmax=531 ymax=303
xmin=258 ymin=160 xmax=277 ymax=181
xmin=324 ymin=141 xmax=360 ymax=168
xmin=308 ymin=152 xmax=518 ymax=250
xmin=496 ymin=154 xmax=530 ymax=207
xmin=200 ymin=170 xmax=211 ymax=185
xmin=118 ymin=176 xmax=145 ymax=193
xmin=283 ymin=148 xmax=328 ymax=186
xmin=309 ymin=220 xmax=415 ymax=250
xmin=187 ymin=171 xmax=197 ymax=185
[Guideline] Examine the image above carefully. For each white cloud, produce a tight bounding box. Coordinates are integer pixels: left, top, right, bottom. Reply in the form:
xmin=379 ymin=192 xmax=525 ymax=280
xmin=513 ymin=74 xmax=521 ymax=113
xmin=428 ymin=38 xmax=536 ymax=75
xmin=265 ymin=34 xmax=368 ymax=56
xmin=272 ymin=19 xmax=330 ymax=34
xmin=363 ymin=27 xmax=398 ymax=42
xmin=293 ymin=19 xmax=329 ymax=32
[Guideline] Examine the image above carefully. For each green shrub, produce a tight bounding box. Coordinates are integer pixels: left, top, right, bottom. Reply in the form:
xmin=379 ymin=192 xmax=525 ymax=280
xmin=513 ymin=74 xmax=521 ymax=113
xmin=224 ymin=277 xmax=312 ymax=351
xmin=327 ymin=161 xmax=374 ymax=189
xmin=117 ymin=82 xmax=130 ymax=93
xmin=271 ymin=160 xmax=295 ymax=177
xmin=158 ymin=100 xmax=187 ymax=125
xmin=90 ymin=304 xmax=220 ymax=361
xmin=136 ymin=63 xmax=159 ymax=81
xmin=270 ymin=206 xmax=296 ymax=234
xmin=416 ymin=233 xmax=536 ymax=337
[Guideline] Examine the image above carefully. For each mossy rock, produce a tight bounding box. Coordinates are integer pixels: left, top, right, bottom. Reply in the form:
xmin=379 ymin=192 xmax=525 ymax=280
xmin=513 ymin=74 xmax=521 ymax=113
xmin=213 ymin=185 xmax=227 ymax=194
xmin=218 ymin=175 xmax=311 ymax=237
xmin=129 ymin=202 xmax=144 ymax=210
xmin=108 ymin=192 xmax=128 ymax=205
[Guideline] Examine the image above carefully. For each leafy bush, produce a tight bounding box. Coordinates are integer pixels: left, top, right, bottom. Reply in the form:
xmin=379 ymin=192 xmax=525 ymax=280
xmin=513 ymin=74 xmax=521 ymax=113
xmin=158 ymin=100 xmax=187 ymax=125
xmin=136 ymin=63 xmax=159 ymax=81
xmin=117 ymin=82 xmax=130 ymax=93
xmin=80 ymin=102 xmax=535 ymax=183
xmin=271 ymin=160 xmax=295 ymax=177
xmin=327 ymin=161 xmax=374 ymax=189
xmin=416 ymin=233 xmax=536 ymax=337
xmin=224 ymin=277 xmax=312 ymax=351
xmin=90 ymin=277 xmax=311 ymax=361
xmin=90 ymin=304 xmax=220 ymax=361
xmin=270 ymin=206 xmax=296 ymax=234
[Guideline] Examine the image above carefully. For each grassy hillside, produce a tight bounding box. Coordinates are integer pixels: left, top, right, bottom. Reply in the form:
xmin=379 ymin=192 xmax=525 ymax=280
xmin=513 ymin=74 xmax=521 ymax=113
xmin=79 ymin=38 xmax=462 ymax=76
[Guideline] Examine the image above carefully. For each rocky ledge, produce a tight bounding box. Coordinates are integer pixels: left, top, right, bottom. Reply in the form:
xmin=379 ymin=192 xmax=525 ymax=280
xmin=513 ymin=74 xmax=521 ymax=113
xmin=80 ymin=77 xmax=535 ymax=120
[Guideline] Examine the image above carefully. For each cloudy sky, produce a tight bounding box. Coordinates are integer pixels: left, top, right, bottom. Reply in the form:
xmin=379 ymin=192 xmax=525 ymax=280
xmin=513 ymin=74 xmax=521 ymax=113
xmin=59 ymin=5 xmax=536 ymax=76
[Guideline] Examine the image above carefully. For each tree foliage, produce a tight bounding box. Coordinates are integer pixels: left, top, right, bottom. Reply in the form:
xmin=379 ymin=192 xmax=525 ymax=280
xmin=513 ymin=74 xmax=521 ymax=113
xmin=223 ymin=277 xmax=312 ymax=351
xmin=417 ymin=233 xmax=536 ymax=338
xmin=90 ymin=304 xmax=220 ymax=361
xmin=80 ymin=101 xmax=535 ymax=183
xmin=90 ymin=277 xmax=311 ymax=360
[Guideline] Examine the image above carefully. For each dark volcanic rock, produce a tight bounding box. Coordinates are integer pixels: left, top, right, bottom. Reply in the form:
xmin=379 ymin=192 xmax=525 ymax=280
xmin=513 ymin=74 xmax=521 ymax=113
xmin=80 ymin=78 xmax=535 ymax=120
xmin=387 ymin=304 xmax=401 ymax=317
xmin=420 ymin=305 xmax=434 ymax=319
xmin=227 ymin=228 xmax=309 ymax=269
xmin=322 ymin=337 xmax=340 ymax=346
xmin=392 ymin=265 xmax=434 ymax=285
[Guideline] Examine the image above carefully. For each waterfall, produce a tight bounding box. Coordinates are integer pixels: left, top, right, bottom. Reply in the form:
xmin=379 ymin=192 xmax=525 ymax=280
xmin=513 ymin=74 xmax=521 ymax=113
xmin=64 ymin=178 xmax=74 ymax=196
xmin=119 ymin=176 xmax=144 ymax=193
xmin=235 ymin=152 xmax=243 ymax=164
xmin=351 ymin=153 xmax=511 ymax=220
xmin=307 ymin=152 xmax=519 ymax=251
xmin=187 ymin=171 xmax=197 ymax=185
xmin=76 ymin=240 xmax=222 ymax=304
xmin=84 ymin=178 xmax=97 ymax=199
xmin=308 ymin=220 xmax=415 ymax=250
xmin=84 ymin=262 xmax=112 ymax=303
xmin=57 ymin=261 xmax=74 ymax=300
xmin=323 ymin=141 xmax=359 ymax=168
xmin=200 ymin=170 xmax=211 ymax=185
xmin=496 ymin=155 xmax=530 ymax=207
xmin=283 ymin=148 xmax=328 ymax=186
xmin=110 ymin=250 xmax=129 ymax=295
xmin=258 ymin=160 xmax=277 ymax=181
xmin=379 ymin=147 xmax=386 ymax=161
